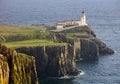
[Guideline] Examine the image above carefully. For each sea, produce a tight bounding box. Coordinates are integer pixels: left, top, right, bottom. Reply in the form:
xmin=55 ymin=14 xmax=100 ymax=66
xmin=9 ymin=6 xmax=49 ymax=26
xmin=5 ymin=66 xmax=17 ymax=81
xmin=0 ymin=0 xmax=120 ymax=84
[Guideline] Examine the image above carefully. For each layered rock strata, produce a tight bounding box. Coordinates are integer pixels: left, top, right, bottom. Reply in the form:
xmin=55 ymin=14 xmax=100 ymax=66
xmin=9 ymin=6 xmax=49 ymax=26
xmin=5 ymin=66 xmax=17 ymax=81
xmin=16 ymin=45 xmax=80 ymax=79
xmin=0 ymin=44 xmax=38 ymax=84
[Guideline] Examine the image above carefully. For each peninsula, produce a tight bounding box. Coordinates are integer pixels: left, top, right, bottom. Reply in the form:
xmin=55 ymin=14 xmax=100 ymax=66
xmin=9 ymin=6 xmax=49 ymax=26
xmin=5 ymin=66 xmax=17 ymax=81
xmin=0 ymin=12 xmax=114 ymax=84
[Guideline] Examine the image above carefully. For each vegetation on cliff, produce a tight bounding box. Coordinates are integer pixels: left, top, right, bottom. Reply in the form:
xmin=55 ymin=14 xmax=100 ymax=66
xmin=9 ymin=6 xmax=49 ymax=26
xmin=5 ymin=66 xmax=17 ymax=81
xmin=15 ymin=46 xmax=80 ymax=79
xmin=0 ymin=25 xmax=50 ymax=42
xmin=0 ymin=44 xmax=38 ymax=84
xmin=4 ymin=39 xmax=66 ymax=48
xmin=0 ymin=24 xmax=114 ymax=81
xmin=0 ymin=24 xmax=114 ymax=61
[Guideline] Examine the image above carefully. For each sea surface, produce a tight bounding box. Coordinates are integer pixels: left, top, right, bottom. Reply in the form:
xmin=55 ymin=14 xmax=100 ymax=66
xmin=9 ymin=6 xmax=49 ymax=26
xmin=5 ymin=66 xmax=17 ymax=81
xmin=0 ymin=0 xmax=120 ymax=84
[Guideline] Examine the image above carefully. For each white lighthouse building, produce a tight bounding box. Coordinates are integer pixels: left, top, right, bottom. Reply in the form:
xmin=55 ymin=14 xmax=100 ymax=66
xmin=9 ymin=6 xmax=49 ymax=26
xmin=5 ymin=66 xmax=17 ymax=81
xmin=56 ymin=11 xmax=87 ymax=30
xmin=81 ymin=11 xmax=87 ymax=25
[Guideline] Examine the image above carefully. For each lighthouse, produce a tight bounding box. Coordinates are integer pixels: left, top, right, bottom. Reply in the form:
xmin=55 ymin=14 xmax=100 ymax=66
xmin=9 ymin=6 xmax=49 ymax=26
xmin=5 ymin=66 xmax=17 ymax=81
xmin=81 ymin=11 xmax=87 ymax=25
xmin=56 ymin=11 xmax=88 ymax=30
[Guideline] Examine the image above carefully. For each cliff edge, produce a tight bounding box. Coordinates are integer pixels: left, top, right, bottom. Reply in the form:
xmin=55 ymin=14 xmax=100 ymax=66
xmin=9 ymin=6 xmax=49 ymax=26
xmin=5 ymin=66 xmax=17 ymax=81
xmin=1 ymin=25 xmax=114 ymax=81
xmin=0 ymin=44 xmax=38 ymax=84
xmin=16 ymin=45 xmax=80 ymax=79
xmin=50 ymin=25 xmax=114 ymax=60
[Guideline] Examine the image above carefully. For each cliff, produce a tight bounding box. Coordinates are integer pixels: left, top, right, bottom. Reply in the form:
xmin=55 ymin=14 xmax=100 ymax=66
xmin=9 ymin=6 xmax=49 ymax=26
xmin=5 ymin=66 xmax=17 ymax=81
xmin=0 ymin=55 xmax=9 ymax=84
xmin=15 ymin=45 xmax=80 ymax=79
xmin=80 ymin=39 xmax=99 ymax=60
xmin=1 ymin=25 xmax=114 ymax=81
xmin=79 ymin=38 xmax=114 ymax=60
xmin=0 ymin=44 xmax=38 ymax=84
xmin=91 ymin=38 xmax=114 ymax=54
xmin=50 ymin=25 xmax=114 ymax=60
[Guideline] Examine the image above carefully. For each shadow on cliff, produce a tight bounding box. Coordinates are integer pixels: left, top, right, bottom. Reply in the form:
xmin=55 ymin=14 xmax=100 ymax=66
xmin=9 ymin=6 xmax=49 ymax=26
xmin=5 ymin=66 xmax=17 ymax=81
xmin=40 ymin=78 xmax=74 ymax=84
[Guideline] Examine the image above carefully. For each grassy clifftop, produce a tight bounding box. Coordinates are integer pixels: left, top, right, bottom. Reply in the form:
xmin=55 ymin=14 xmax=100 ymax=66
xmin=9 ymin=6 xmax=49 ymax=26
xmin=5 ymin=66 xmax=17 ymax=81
xmin=0 ymin=25 xmax=50 ymax=42
xmin=0 ymin=25 xmax=114 ymax=56
xmin=58 ymin=26 xmax=96 ymax=40
xmin=0 ymin=25 xmax=98 ymax=49
xmin=0 ymin=25 xmax=94 ymax=43
xmin=0 ymin=25 xmax=114 ymax=81
xmin=4 ymin=39 xmax=66 ymax=48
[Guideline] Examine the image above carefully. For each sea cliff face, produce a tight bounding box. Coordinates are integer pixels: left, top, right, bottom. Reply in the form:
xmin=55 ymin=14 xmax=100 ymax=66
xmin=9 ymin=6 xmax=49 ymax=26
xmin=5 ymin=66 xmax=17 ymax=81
xmin=0 ymin=44 xmax=38 ymax=84
xmin=0 ymin=55 xmax=9 ymax=84
xmin=79 ymin=38 xmax=114 ymax=60
xmin=1 ymin=25 xmax=114 ymax=82
xmin=50 ymin=26 xmax=114 ymax=60
xmin=16 ymin=45 xmax=80 ymax=79
xmin=80 ymin=39 xmax=99 ymax=60
xmin=91 ymin=38 xmax=114 ymax=54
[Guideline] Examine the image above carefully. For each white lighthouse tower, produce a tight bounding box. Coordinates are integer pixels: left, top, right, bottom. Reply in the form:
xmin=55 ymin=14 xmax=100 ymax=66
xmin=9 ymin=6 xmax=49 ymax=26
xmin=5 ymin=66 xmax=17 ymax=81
xmin=81 ymin=11 xmax=87 ymax=25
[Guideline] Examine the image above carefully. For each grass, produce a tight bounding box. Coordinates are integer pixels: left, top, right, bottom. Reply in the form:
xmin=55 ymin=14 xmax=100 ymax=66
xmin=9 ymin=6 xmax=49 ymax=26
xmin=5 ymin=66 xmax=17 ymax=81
xmin=0 ymin=25 xmax=42 ymax=33
xmin=0 ymin=25 xmax=93 ymax=45
xmin=0 ymin=25 xmax=43 ymax=38
xmin=19 ymin=53 xmax=34 ymax=59
xmin=66 ymin=32 xmax=89 ymax=39
xmin=66 ymin=32 xmax=88 ymax=37
xmin=0 ymin=25 xmax=51 ymax=42
xmin=3 ymin=39 xmax=67 ymax=48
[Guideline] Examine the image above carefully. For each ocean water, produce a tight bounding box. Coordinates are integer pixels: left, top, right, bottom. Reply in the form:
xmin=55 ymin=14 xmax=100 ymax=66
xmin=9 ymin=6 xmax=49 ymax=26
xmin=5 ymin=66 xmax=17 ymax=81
xmin=0 ymin=0 xmax=120 ymax=84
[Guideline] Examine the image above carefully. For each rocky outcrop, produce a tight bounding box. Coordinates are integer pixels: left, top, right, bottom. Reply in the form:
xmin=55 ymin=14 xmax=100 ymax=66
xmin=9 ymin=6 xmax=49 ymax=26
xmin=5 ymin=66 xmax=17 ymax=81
xmin=0 ymin=44 xmax=38 ymax=84
xmin=91 ymin=38 xmax=114 ymax=54
xmin=51 ymin=25 xmax=114 ymax=60
xmin=80 ymin=39 xmax=99 ymax=60
xmin=16 ymin=45 xmax=80 ymax=79
xmin=49 ymin=33 xmax=68 ymax=43
xmin=79 ymin=38 xmax=114 ymax=60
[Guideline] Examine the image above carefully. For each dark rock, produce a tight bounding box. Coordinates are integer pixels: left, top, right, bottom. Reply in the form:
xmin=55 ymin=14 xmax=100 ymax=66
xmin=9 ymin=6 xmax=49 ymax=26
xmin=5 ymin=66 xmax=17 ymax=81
xmin=16 ymin=45 xmax=79 ymax=79
xmin=80 ymin=39 xmax=99 ymax=60
xmin=91 ymin=38 xmax=114 ymax=54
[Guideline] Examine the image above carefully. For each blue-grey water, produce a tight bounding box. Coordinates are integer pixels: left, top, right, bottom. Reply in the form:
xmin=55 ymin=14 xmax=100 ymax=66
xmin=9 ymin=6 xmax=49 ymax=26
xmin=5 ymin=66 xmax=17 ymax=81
xmin=0 ymin=0 xmax=120 ymax=84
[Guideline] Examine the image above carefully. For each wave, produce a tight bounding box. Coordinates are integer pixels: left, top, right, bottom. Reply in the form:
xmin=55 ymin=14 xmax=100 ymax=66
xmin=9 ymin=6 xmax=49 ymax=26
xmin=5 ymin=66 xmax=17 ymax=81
xmin=48 ymin=70 xmax=84 ymax=80
xmin=76 ymin=58 xmax=83 ymax=62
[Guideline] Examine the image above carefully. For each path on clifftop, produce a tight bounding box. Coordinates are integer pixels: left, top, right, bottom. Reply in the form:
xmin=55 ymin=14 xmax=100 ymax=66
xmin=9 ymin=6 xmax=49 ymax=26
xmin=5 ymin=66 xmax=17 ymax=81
xmin=50 ymin=25 xmax=79 ymax=32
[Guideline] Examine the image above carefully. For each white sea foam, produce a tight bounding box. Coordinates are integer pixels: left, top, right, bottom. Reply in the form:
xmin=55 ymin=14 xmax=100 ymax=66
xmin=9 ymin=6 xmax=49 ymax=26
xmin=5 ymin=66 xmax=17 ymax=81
xmin=48 ymin=70 xmax=84 ymax=80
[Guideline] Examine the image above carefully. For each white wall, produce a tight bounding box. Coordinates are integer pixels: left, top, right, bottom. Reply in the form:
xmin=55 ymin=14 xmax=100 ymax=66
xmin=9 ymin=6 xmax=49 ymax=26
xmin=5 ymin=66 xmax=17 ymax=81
xmin=56 ymin=25 xmax=63 ymax=30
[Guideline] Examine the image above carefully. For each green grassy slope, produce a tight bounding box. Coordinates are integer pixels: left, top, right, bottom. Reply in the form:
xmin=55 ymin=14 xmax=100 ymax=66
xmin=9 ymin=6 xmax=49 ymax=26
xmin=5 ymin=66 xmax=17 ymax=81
xmin=4 ymin=39 xmax=66 ymax=48
xmin=0 ymin=25 xmax=50 ymax=42
xmin=0 ymin=25 xmax=95 ymax=48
